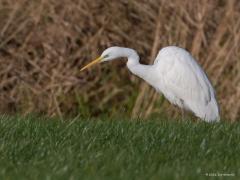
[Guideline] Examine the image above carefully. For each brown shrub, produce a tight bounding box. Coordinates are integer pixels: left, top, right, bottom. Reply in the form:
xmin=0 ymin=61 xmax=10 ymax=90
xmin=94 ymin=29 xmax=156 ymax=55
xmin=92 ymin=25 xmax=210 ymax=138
xmin=0 ymin=0 xmax=239 ymax=121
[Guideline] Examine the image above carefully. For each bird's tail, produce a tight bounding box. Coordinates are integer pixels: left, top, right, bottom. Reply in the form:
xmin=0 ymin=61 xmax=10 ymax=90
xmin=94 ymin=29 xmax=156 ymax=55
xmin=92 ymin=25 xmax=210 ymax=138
xmin=199 ymin=98 xmax=220 ymax=122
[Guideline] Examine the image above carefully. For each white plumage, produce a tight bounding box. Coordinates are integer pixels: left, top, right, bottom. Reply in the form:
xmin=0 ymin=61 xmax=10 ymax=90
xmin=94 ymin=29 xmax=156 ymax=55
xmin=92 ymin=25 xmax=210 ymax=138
xmin=81 ymin=46 xmax=220 ymax=122
xmin=153 ymin=46 xmax=219 ymax=122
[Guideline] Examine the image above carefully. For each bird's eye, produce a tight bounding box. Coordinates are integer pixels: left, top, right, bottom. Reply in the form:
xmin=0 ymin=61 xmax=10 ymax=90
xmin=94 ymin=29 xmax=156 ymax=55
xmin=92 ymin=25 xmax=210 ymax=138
xmin=104 ymin=54 xmax=109 ymax=58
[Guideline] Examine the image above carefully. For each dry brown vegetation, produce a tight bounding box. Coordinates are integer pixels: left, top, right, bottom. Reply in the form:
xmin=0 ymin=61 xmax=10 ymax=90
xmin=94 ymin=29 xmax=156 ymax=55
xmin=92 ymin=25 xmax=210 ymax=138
xmin=0 ymin=0 xmax=239 ymax=121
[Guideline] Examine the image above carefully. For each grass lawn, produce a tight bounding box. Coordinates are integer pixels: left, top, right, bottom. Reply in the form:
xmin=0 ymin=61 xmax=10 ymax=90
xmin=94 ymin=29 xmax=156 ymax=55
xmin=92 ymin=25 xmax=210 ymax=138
xmin=0 ymin=115 xmax=239 ymax=180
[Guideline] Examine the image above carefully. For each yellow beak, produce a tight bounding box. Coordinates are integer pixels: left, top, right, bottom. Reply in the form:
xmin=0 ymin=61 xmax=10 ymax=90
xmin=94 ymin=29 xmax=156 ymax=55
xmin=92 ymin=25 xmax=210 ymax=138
xmin=80 ymin=56 xmax=103 ymax=71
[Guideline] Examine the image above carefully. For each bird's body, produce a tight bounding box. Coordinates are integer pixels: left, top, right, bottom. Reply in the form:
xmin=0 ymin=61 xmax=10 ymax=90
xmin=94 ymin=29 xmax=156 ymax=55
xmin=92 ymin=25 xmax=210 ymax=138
xmin=81 ymin=46 xmax=220 ymax=122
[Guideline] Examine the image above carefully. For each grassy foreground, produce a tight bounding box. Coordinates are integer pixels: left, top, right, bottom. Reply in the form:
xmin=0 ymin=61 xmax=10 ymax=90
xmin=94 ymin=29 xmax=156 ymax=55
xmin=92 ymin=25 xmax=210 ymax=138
xmin=0 ymin=116 xmax=239 ymax=180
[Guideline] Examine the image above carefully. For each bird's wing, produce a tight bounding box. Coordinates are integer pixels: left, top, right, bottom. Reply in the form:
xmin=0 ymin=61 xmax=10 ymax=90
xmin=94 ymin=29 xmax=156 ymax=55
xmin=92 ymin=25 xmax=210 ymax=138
xmin=155 ymin=47 xmax=212 ymax=105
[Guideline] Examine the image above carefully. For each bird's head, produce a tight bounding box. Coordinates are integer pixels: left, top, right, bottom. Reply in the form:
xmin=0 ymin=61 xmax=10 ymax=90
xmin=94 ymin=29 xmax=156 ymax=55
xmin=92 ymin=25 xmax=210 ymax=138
xmin=80 ymin=47 xmax=121 ymax=71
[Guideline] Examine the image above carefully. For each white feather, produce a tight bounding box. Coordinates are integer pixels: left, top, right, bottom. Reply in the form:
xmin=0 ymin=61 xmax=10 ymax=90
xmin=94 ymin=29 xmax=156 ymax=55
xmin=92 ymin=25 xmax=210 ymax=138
xmin=153 ymin=46 xmax=219 ymax=122
xmin=84 ymin=46 xmax=220 ymax=122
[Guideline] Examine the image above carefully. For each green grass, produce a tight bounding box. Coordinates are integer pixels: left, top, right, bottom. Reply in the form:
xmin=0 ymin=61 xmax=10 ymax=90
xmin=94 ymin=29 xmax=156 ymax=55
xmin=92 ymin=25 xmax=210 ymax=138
xmin=0 ymin=116 xmax=239 ymax=180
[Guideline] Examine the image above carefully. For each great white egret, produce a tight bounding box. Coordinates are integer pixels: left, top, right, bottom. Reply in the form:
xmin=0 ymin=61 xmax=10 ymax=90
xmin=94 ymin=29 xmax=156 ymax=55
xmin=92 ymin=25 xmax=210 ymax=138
xmin=81 ymin=46 xmax=220 ymax=122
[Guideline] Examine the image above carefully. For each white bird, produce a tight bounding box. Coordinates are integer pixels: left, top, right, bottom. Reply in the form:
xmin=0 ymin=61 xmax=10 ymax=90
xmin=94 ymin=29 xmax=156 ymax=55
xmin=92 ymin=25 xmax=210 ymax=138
xmin=81 ymin=46 xmax=220 ymax=122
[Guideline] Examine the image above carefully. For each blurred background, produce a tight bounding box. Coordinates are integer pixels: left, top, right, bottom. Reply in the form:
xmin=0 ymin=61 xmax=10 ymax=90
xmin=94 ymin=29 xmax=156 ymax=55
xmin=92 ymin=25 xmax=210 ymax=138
xmin=0 ymin=0 xmax=239 ymax=121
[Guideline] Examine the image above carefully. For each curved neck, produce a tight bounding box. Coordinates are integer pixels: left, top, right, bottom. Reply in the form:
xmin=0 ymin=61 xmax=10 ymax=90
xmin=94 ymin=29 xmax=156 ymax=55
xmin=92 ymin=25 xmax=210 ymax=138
xmin=114 ymin=47 xmax=140 ymax=65
xmin=119 ymin=48 xmax=154 ymax=84
xmin=110 ymin=47 xmax=155 ymax=84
